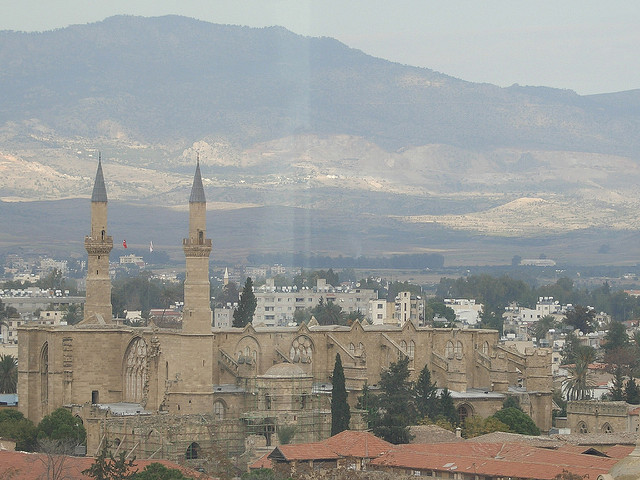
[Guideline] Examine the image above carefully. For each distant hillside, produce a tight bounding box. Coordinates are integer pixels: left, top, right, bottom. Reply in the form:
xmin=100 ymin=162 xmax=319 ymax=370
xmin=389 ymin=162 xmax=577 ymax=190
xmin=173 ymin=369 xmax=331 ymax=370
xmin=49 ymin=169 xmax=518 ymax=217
xmin=2 ymin=15 xmax=640 ymax=264
xmin=1 ymin=15 xmax=639 ymax=154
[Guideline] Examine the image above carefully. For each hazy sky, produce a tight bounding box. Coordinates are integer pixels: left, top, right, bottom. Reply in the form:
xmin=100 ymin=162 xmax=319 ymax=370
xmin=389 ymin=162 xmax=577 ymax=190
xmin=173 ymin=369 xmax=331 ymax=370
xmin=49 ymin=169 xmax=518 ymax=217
xmin=1 ymin=0 xmax=638 ymax=95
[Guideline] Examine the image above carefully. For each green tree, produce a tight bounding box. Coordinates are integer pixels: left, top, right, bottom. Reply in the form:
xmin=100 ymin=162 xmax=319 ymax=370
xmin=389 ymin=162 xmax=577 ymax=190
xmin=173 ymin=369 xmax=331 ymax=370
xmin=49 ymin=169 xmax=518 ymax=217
xmin=0 ymin=409 xmax=37 ymax=451
xmin=626 ymin=378 xmax=640 ymax=405
xmin=215 ymin=281 xmax=239 ymax=306
xmin=610 ymin=364 xmax=626 ymax=401
xmin=502 ymin=396 xmax=522 ymax=411
xmin=414 ymin=364 xmax=438 ymax=421
xmin=293 ymin=307 xmax=312 ymax=324
xmin=438 ymin=388 xmax=458 ymax=426
xmin=36 ymin=407 xmax=86 ymax=447
xmin=62 ymin=303 xmax=82 ymax=325
xmin=374 ymin=357 xmax=415 ymax=444
xmin=533 ymin=315 xmax=556 ymax=342
xmin=424 ymin=299 xmax=456 ymax=324
xmin=233 ymin=277 xmax=257 ymax=328
xmin=492 ymin=407 xmax=540 ymax=436
xmin=331 ymin=353 xmax=350 ymax=436
xmin=562 ymin=346 xmax=596 ymax=401
xmin=462 ymin=416 xmax=511 ymax=438
xmin=83 ymin=444 xmax=136 ymax=480
xmin=356 ymin=382 xmax=380 ymax=430
xmin=0 ymin=354 xmax=18 ymax=393
xmin=563 ymin=306 xmax=595 ymax=334
xmin=311 ymin=297 xmax=346 ymax=326
xmin=132 ymin=463 xmax=192 ymax=479
xmin=603 ymin=321 xmax=630 ymax=352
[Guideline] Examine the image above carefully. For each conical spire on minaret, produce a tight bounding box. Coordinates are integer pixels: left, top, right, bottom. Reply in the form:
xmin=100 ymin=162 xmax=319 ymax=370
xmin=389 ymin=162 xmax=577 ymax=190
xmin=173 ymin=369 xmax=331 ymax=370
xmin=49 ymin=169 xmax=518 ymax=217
xmin=91 ymin=153 xmax=108 ymax=203
xmin=189 ymin=154 xmax=206 ymax=203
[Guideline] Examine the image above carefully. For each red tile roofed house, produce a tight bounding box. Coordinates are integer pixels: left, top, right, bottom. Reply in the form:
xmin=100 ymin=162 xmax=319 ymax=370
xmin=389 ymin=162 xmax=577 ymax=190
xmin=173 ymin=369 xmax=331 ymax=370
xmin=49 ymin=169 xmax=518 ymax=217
xmin=267 ymin=430 xmax=394 ymax=473
xmin=369 ymin=442 xmax=634 ymax=480
xmin=0 ymin=450 xmax=210 ymax=479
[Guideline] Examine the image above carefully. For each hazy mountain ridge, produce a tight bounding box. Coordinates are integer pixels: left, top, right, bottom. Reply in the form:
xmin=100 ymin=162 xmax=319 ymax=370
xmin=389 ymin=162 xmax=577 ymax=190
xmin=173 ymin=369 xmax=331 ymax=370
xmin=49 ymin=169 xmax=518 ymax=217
xmin=1 ymin=15 xmax=640 ymax=263
xmin=1 ymin=15 xmax=639 ymax=152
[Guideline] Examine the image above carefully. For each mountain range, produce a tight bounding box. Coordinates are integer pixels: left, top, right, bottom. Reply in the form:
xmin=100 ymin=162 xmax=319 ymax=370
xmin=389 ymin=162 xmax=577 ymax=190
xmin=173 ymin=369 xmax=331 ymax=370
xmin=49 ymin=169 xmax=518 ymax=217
xmin=1 ymin=15 xmax=640 ymax=266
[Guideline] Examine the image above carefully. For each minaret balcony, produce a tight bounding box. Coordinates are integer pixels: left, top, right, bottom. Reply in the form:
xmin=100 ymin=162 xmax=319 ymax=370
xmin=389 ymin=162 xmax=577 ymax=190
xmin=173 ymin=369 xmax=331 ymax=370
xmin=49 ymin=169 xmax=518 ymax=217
xmin=183 ymin=238 xmax=212 ymax=257
xmin=85 ymin=235 xmax=114 ymax=255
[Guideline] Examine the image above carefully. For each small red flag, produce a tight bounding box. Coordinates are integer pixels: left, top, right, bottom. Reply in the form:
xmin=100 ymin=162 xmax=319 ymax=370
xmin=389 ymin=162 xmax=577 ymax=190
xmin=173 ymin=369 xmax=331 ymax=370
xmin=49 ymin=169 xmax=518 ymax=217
xmin=123 ymin=240 xmax=127 ymax=248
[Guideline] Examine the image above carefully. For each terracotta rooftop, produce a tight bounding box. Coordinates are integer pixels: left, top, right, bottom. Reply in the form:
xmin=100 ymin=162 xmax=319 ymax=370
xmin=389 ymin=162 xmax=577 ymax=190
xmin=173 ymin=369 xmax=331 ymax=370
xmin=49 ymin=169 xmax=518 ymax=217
xmin=324 ymin=430 xmax=394 ymax=458
xmin=267 ymin=430 xmax=394 ymax=463
xmin=0 ymin=451 xmax=209 ymax=480
xmin=370 ymin=442 xmax=634 ymax=480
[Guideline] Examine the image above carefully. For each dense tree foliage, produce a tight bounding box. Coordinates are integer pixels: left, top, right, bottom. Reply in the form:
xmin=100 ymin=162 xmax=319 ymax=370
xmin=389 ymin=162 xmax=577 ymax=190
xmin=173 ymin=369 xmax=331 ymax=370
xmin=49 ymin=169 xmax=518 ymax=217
xmin=36 ymin=407 xmax=86 ymax=447
xmin=414 ymin=364 xmax=438 ymax=421
xmin=626 ymin=378 xmax=640 ymax=405
xmin=532 ymin=315 xmax=556 ymax=342
xmin=233 ymin=277 xmax=257 ymax=328
xmin=438 ymin=388 xmax=459 ymax=426
xmin=0 ymin=354 xmax=18 ymax=393
xmin=424 ymin=299 xmax=456 ymax=325
xmin=111 ymin=273 xmax=183 ymax=318
xmin=492 ymin=407 xmax=540 ymax=435
xmin=311 ymin=297 xmax=346 ymax=326
xmin=356 ymin=382 xmax=380 ymax=430
xmin=331 ymin=354 xmax=350 ymax=435
xmin=0 ymin=409 xmax=37 ymax=451
xmin=603 ymin=320 xmax=630 ymax=352
xmin=563 ymin=306 xmax=596 ymax=334
xmin=372 ymin=357 xmax=415 ymax=444
xmin=214 ymin=281 xmax=239 ymax=306
xmin=462 ymin=416 xmax=511 ymax=438
xmin=293 ymin=269 xmax=339 ymax=289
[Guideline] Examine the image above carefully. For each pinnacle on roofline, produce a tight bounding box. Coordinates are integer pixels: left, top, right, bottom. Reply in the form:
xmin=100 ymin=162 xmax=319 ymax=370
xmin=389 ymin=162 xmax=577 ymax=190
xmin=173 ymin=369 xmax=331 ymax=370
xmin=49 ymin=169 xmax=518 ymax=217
xmin=91 ymin=152 xmax=108 ymax=203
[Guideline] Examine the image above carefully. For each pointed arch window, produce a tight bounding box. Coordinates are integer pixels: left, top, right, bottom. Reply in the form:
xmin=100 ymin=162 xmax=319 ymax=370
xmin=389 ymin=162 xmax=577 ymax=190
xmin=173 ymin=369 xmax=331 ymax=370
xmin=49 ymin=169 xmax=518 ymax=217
xmin=40 ymin=342 xmax=49 ymax=403
xmin=123 ymin=337 xmax=148 ymax=404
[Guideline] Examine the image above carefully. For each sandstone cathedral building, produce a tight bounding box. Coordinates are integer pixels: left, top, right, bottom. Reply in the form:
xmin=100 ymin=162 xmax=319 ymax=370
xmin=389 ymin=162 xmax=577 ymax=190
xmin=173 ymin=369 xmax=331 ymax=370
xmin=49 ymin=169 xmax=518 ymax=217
xmin=18 ymin=159 xmax=552 ymax=463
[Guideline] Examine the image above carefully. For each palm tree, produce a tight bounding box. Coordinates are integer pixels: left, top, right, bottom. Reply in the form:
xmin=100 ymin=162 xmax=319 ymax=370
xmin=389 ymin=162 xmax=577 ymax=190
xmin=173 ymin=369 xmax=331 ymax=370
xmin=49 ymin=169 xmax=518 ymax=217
xmin=0 ymin=354 xmax=18 ymax=394
xmin=562 ymin=346 xmax=595 ymax=401
xmin=533 ymin=315 xmax=556 ymax=342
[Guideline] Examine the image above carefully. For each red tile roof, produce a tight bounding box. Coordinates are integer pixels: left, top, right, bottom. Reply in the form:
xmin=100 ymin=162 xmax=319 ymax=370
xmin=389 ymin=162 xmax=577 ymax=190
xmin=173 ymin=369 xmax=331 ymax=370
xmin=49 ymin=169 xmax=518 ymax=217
xmin=370 ymin=442 xmax=634 ymax=480
xmin=323 ymin=430 xmax=394 ymax=458
xmin=268 ymin=430 xmax=394 ymax=463
xmin=0 ymin=451 xmax=209 ymax=480
xmin=249 ymin=450 xmax=275 ymax=470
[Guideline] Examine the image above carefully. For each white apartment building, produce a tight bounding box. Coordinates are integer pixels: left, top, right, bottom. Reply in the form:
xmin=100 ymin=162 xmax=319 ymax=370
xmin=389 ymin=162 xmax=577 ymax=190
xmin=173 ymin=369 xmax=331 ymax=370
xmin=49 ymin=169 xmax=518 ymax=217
xmin=253 ymin=278 xmax=377 ymax=327
xmin=444 ymin=298 xmax=483 ymax=326
xmin=214 ymin=305 xmax=236 ymax=328
xmin=395 ymin=292 xmax=424 ymax=326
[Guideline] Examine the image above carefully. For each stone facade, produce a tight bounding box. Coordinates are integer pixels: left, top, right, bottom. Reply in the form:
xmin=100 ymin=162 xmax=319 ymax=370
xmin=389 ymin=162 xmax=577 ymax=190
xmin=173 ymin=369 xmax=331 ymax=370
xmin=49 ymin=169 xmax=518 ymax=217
xmin=567 ymin=400 xmax=640 ymax=434
xmin=18 ymin=160 xmax=553 ymax=463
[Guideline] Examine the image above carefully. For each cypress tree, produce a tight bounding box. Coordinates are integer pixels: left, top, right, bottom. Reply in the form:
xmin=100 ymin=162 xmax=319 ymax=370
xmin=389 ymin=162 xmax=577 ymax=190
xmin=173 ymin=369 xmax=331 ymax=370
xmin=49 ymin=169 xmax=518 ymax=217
xmin=414 ymin=364 xmax=438 ymax=421
xmin=233 ymin=277 xmax=257 ymax=327
xmin=331 ymin=353 xmax=350 ymax=435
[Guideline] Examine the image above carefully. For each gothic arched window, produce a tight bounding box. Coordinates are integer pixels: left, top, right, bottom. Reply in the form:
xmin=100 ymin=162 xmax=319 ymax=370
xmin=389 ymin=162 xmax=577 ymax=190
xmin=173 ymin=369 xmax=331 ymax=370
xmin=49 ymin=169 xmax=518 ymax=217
xmin=123 ymin=337 xmax=148 ymax=404
xmin=40 ymin=342 xmax=49 ymax=403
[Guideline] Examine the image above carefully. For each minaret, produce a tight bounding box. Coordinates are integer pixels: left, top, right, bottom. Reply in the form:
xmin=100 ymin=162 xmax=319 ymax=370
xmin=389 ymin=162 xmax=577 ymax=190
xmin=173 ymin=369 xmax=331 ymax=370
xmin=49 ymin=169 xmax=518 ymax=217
xmin=182 ymin=157 xmax=212 ymax=334
xmin=223 ymin=267 xmax=229 ymax=286
xmin=84 ymin=155 xmax=113 ymax=323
